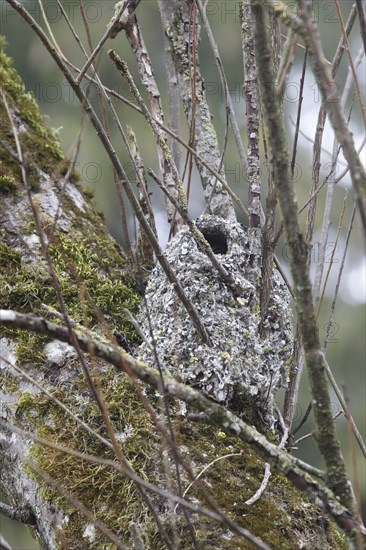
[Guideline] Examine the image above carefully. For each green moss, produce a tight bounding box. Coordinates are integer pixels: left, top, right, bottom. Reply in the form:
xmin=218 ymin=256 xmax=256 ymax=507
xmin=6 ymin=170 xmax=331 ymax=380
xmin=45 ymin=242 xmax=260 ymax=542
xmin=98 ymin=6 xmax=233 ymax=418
xmin=16 ymin=331 xmax=48 ymax=365
xmin=0 ymin=37 xmax=64 ymax=190
xmin=81 ymin=187 xmax=95 ymax=200
xmin=0 ymin=231 xmax=141 ymax=367
xmin=10 ymin=355 xmax=348 ymax=549
xmin=0 ymin=371 xmax=20 ymax=394
xmin=48 ymin=231 xmax=141 ymax=341
xmin=167 ymin=420 xmax=346 ymax=549
xmin=18 ymin=369 xmax=161 ymax=549
xmin=0 ymin=173 xmax=17 ymax=192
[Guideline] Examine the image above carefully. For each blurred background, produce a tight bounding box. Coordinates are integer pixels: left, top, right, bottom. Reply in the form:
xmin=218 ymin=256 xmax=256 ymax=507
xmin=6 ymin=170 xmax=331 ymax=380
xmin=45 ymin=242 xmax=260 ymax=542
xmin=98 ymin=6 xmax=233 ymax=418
xmin=1 ymin=1 xmax=365 ymax=547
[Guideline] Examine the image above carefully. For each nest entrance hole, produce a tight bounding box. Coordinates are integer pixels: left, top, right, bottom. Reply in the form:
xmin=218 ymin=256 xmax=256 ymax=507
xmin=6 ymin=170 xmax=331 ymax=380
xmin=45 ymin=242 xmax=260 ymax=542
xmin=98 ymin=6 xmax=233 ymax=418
xmin=201 ymin=227 xmax=228 ymax=254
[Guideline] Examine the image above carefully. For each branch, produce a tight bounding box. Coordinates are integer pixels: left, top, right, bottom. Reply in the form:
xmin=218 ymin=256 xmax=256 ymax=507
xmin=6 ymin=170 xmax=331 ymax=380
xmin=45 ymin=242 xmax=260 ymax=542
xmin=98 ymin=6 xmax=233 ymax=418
xmin=356 ymin=0 xmax=366 ymax=55
xmin=251 ymin=0 xmax=355 ymax=512
xmin=120 ymin=6 xmax=183 ymax=232
xmin=75 ymin=0 xmax=130 ymax=83
xmin=241 ymin=2 xmax=272 ymax=324
xmin=270 ymin=0 xmax=366 ymax=237
xmin=0 ymin=309 xmax=362 ymax=538
xmin=158 ymin=0 xmax=236 ymax=221
xmin=0 ymin=502 xmax=36 ymax=525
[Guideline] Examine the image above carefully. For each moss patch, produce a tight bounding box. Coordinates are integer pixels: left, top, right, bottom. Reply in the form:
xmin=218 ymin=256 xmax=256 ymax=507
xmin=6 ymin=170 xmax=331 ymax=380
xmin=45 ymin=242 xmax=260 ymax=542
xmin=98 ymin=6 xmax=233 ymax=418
xmin=12 ymin=378 xmax=349 ymax=550
xmin=171 ymin=420 xmax=348 ymax=549
xmin=0 ymin=37 xmax=64 ymax=191
xmin=0 ymin=232 xmax=141 ymax=368
xmin=48 ymin=231 xmax=141 ymax=341
xmin=16 ymin=369 xmax=162 ymax=549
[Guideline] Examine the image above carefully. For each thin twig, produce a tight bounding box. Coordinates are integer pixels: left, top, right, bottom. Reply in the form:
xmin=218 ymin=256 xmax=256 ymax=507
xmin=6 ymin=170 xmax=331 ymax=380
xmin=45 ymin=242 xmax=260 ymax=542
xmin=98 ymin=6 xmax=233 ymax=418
xmin=288 ymin=115 xmax=347 ymax=161
xmin=334 ymin=0 xmax=366 ymax=127
xmin=290 ymin=49 xmax=307 ymax=178
xmin=245 ymin=408 xmax=289 ymax=506
xmin=127 ymin=126 xmax=157 ymax=264
xmin=293 ymin=411 xmax=343 ymax=447
xmin=323 ymin=204 xmax=356 ymax=351
xmin=356 ymin=0 xmax=366 ymax=55
xmin=292 ymin=402 xmax=312 ymax=436
xmin=276 ymin=30 xmax=297 ymax=95
xmin=315 ymin=193 xmax=348 ymax=319
xmin=75 ymin=0 xmax=129 ymax=85
xmin=323 ymin=357 xmax=366 ymax=459
xmin=177 ymin=450 xmax=243 ymax=511
xmin=335 ymin=135 xmax=366 ymax=184
xmin=38 ymin=0 xmax=64 ymax=58
xmin=162 ymin=12 xmax=181 ymax=174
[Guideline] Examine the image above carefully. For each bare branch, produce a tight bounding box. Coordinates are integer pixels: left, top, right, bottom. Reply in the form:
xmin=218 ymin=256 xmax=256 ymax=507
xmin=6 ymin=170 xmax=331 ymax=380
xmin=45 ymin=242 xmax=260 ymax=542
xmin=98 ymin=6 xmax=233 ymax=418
xmin=271 ymin=0 xmax=366 ymax=237
xmin=159 ymin=0 xmax=236 ymax=220
xmin=334 ymin=0 xmax=366 ymax=127
xmin=356 ymin=0 xmax=366 ymax=55
xmin=121 ymin=7 xmax=183 ymax=233
xmin=251 ymin=0 xmax=354 ymax=512
xmin=75 ymin=0 xmax=129 ymax=84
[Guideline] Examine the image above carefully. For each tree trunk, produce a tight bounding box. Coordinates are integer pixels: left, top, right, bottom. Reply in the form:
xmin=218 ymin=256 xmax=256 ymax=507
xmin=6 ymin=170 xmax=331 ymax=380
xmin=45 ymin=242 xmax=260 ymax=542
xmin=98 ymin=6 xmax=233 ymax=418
xmin=0 ymin=38 xmax=350 ymax=550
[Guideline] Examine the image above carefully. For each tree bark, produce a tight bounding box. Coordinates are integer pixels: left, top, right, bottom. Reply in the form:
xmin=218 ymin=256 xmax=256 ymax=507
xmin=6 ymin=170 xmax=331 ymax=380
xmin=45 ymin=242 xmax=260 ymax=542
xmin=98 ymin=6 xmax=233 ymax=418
xmin=0 ymin=37 xmax=351 ymax=550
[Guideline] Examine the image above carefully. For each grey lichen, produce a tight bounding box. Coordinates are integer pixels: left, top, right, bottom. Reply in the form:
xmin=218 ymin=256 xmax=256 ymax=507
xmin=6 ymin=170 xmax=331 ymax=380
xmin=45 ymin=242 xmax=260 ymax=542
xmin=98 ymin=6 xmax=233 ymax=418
xmin=138 ymin=216 xmax=293 ymax=427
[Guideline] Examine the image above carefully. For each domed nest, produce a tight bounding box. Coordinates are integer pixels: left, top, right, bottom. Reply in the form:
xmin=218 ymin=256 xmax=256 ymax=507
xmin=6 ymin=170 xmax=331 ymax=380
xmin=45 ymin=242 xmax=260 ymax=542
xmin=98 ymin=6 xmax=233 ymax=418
xmin=138 ymin=216 xmax=293 ymax=428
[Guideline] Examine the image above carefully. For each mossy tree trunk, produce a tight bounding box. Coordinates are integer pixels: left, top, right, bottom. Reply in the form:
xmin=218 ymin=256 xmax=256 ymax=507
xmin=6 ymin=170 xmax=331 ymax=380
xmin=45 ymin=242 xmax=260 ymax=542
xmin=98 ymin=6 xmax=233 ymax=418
xmin=0 ymin=22 xmax=354 ymax=550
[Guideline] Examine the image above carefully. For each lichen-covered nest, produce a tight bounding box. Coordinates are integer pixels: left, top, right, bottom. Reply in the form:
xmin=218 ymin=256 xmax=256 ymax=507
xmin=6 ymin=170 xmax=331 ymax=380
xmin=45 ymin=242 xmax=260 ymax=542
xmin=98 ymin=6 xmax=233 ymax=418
xmin=138 ymin=216 xmax=293 ymax=426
